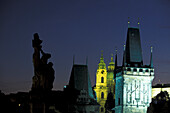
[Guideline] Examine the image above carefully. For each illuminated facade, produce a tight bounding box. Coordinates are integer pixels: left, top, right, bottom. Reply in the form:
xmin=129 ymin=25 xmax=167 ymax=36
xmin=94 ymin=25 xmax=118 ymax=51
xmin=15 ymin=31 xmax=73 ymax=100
xmin=114 ymin=27 xmax=154 ymax=113
xmin=94 ymin=52 xmax=115 ymax=113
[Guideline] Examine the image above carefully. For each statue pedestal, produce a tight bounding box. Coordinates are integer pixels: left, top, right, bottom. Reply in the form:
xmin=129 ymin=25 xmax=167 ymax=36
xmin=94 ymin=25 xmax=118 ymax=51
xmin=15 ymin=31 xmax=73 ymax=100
xmin=29 ymin=89 xmax=53 ymax=113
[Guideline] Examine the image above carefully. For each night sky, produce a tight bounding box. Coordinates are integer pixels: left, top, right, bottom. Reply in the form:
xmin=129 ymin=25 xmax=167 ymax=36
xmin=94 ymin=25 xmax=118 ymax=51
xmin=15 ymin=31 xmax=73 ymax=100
xmin=1 ymin=0 xmax=170 ymax=94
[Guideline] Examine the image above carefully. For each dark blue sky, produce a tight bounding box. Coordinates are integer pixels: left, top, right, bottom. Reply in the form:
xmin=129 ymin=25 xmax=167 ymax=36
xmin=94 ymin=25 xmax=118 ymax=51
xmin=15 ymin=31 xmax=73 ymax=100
xmin=1 ymin=0 xmax=170 ymax=94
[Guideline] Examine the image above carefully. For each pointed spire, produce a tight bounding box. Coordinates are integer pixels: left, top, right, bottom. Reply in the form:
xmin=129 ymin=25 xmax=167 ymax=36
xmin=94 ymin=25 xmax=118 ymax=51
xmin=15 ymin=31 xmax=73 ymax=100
xmin=114 ymin=49 xmax=118 ymax=80
xmin=86 ymin=56 xmax=88 ymax=65
xmin=108 ymin=53 xmax=114 ymax=71
xmin=123 ymin=44 xmax=126 ymax=67
xmin=115 ymin=48 xmax=117 ymax=67
xmin=150 ymin=46 xmax=153 ymax=68
xmin=128 ymin=17 xmax=130 ymax=28
xmin=98 ymin=50 xmax=106 ymax=69
xmin=101 ymin=50 xmax=103 ymax=56
xmin=115 ymin=48 xmax=117 ymax=55
xmin=151 ymin=46 xmax=153 ymax=53
xmin=73 ymin=55 xmax=75 ymax=65
xmin=111 ymin=53 xmax=113 ymax=62
xmin=137 ymin=17 xmax=140 ymax=28
xmin=158 ymin=79 xmax=161 ymax=84
xmin=124 ymin=44 xmax=126 ymax=51
xmin=100 ymin=50 xmax=104 ymax=63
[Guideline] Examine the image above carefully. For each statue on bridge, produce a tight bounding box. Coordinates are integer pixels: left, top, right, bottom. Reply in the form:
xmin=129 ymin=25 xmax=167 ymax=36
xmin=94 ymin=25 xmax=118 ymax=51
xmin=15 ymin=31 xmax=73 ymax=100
xmin=31 ymin=33 xmax=55 ymax=91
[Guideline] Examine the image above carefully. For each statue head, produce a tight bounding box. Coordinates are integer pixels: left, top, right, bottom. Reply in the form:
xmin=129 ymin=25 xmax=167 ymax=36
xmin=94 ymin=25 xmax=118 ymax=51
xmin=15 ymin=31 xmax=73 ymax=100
xmin=48 ymin=62 xmax=53 ymax=67
xmin=33 ymin=33 xmax=42 ymax=48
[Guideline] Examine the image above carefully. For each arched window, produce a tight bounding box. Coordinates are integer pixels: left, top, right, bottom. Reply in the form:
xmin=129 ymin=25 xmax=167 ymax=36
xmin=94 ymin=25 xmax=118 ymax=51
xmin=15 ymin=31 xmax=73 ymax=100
xmin=101 ymin=107 xmax=104 ymax=112
xmin=101 ymin=92 xmax=104 ymax=99
xmin=127 ymin=68 xmax=131 ymax=71
xmin=139 ymin=69 xmax=143 ymax=72
xmin=118 ymin=98 xmax=120 ymax=105
xmin=101 ymin=77 xmax=104 ymax=83
xmin=133 ymin=69 xmax=137 ymax=72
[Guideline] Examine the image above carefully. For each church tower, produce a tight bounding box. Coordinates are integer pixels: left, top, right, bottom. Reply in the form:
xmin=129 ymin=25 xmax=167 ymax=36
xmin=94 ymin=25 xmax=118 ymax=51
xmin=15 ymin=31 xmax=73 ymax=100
xmin=94 ymin=51 xmax=108 ymax=113
xmin=107 ymin=54 xmax=115 ymax=96
xmin=114 ymin=27 xmax=154 ymax=113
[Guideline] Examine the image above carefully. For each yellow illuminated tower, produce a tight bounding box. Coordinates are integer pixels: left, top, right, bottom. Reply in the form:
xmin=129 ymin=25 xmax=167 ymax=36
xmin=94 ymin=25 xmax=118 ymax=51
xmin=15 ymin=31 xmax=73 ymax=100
xmin=94 ymin=51 xmax=108 ymax=113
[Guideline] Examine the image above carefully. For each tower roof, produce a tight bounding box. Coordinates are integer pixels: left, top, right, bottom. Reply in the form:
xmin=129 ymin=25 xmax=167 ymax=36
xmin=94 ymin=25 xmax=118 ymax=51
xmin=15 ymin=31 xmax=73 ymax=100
xmin=109 ymin=54 xmax=114 ymax=65
xmin=68 ymin=64 xmax=94 ymax=98
xmin=124 ymin=27 xmax=143 ymax=67
xmin=98 ymin=51 xmax=106 ymax=69
xmin=108 ymin=54 xmax=115 ymax=71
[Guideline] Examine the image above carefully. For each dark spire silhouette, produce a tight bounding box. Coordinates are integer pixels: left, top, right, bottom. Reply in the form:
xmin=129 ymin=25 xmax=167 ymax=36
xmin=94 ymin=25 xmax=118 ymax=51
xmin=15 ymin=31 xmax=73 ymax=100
xmin=86 ymin=56 xmax=88 ymax=65
xmin=122 ymin=44 xmax=126 ymax=67
xmin=128 ymin=17 xmax=130 ymax=28
xmin=73 ymin=55 xmax=75 ymax=65
xmin=114 ymin=49 xmax=117 ymax=80
xmin=137 ymin=17 xmax=140 ymax=28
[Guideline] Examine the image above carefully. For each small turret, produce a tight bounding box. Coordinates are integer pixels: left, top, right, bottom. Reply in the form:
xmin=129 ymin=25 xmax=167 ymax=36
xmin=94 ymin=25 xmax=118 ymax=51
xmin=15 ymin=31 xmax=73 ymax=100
xmin=150 ymin=46 xmax=153 ymax=68
xmin=114 ymin=49 xmax=118 ymax=80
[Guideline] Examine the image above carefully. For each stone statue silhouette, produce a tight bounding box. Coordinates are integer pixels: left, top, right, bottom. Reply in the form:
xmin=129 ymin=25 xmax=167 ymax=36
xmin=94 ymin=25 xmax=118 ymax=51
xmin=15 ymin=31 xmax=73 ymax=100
xmin=32 ymin=33 xmax=55 ymax=91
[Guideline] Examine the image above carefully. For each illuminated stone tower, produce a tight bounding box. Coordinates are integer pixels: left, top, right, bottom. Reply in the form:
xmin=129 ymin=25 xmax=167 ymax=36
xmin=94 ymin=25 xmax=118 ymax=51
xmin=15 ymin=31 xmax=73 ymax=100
xmin=94 ymin=51 xmax=108 ymax=113
xmin=114 ymin=27 xmax=154 ymax=113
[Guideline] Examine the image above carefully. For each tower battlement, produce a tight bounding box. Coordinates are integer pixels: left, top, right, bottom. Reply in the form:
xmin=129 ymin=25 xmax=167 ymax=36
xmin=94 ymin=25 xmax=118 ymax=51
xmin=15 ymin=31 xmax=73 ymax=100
xmin=122 ymin=67 xmax=154 ymax=76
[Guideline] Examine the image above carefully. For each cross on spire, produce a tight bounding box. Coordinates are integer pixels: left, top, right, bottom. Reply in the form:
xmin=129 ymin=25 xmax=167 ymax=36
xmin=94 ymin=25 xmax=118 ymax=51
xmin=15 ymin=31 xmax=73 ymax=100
xmin=137 ymin=17 xmax=140 ymax=28
xmin=128 ymin=17 xmax=130 ymax=28
xmin=150 ymin=46 xmax=153 ymax=68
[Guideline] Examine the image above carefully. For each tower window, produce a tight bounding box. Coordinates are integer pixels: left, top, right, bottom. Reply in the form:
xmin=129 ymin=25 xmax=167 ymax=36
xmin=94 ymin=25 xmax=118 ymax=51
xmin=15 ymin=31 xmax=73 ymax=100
xmin=101 ymin=92 xmax=104 ymax=99
xmin=101 ymin=107 xmax=104 ymax=112
xmin=118 ymin=98 xmax=120 ymax=105
xmin=101 ymin=77 xmax=104 ymax=83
